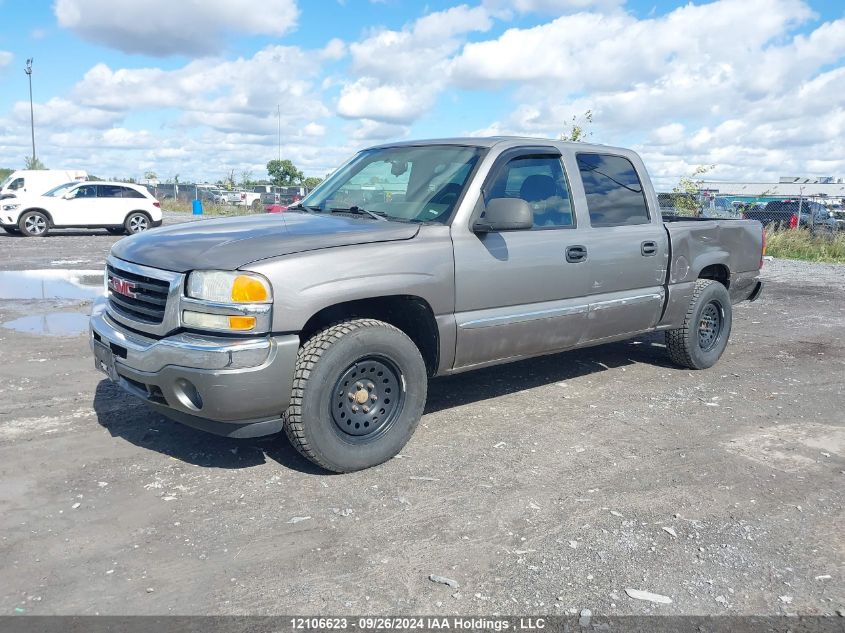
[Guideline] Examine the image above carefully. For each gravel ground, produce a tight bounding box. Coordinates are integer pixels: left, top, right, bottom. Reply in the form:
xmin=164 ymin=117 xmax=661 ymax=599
xmin=0 ymin=218 xmax=842 ymax=617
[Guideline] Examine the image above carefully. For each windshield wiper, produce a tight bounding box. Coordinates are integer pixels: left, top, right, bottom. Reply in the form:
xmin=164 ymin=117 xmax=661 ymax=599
xmin=287 ymin=203 xmax=320 ymax=213
xmin=329 ymin=206 xmax=388 ymax=221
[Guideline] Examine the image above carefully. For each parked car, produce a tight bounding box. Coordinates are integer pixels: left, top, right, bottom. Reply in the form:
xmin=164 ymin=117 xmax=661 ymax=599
xmin=90 ymin=137 xmax=764 ymax=472
xmin=819 ymin=209 xmax=845 ymax=232
xmin=0 ymin=169 xmax=87 ymax=200
xmin=1 ymin=181 xmax=162 ymax=236
xmin=746 ymin=200 xmax=829 ymax=228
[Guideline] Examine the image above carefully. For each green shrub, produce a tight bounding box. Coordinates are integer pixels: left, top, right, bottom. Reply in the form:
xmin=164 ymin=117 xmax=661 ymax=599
xmin=765 ymin=227 xmax=845 ymax=263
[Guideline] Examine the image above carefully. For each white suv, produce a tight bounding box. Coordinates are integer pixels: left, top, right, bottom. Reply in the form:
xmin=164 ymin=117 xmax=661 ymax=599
xmin=1 ymin=181 xmax=163 ymax=237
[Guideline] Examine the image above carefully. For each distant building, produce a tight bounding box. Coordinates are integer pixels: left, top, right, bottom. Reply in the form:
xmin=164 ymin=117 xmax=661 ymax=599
xmin=699 ymin=178 xmax=845 ymax=199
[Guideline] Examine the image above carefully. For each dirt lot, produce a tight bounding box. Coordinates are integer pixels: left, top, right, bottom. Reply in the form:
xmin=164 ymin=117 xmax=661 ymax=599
xmin=0 ymin=216 xmax=843 ymax=617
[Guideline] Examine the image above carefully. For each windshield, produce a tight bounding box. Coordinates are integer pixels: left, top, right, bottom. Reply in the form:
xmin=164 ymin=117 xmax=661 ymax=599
xmin=43 ymin=182 xmax=78 ymax=197
xmin=301 ymin=145 xmax=484 ymax=224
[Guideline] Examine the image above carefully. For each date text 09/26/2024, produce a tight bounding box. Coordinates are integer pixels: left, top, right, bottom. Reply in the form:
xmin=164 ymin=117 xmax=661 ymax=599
xmin=290 ymin=617 xmax=547 ymax=630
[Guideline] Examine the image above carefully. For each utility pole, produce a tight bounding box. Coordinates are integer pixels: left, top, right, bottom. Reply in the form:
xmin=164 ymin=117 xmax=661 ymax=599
xmin=276 ymin=104 xmax=281 ymax=163
xmin=24 ymin=58 xmax=36 ymax=164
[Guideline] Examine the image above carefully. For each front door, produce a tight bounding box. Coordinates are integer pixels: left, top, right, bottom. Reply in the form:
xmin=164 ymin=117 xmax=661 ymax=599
xmin=54 ymin=183 xmax=100 ymax=226
xmin=452 ymin=149 xmax=591 ymax=369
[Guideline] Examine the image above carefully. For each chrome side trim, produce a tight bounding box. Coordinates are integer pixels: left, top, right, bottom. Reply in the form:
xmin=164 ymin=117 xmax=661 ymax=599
xmin=106 ymin=255 xmax=184 ymax=338
xmin=460 ymin=304 xmax=588 ymax=330
xmin=587 ymin=292 xmax=664 ymax=312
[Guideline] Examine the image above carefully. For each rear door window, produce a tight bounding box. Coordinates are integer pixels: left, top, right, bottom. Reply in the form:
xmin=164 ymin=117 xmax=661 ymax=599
xmin=98 ymin=185 xmax=124 ymax=198
xmin=576 ymin=153 xmax=650 ymax=227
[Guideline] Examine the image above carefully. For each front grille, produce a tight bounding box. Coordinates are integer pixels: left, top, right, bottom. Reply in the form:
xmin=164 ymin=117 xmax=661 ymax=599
xmin=107 ymin=263 xmax=170 ymax=325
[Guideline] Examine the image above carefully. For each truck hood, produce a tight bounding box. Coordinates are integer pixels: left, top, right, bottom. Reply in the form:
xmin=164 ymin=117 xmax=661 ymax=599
xmin=110 ymin=211 xmax=421 ymax=273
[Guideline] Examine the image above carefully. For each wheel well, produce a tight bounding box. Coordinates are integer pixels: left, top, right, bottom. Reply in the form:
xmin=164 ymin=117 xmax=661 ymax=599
xmin=20 ymin=208 xmax=53 ymax=226
xmin=300 ymin=296 xmax=440 ymax=376
xmin=127 ymin=210 xmax=152 ymax=220
xmin=698 ymin=264 xmax=730 ymax=288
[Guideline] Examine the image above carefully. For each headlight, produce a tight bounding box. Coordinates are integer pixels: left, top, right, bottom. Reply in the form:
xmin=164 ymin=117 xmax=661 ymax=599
xmin=186 ymin=271 xmax=272 ymax=303
xmin=2 ymin=203 xmax=20 ymax=211
xmin=182 ymin=270 xmax=273 ymax=334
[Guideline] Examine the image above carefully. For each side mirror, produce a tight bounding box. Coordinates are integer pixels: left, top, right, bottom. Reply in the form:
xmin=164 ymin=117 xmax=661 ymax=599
xmin=473 ymin=198 xmax=533 ymax=232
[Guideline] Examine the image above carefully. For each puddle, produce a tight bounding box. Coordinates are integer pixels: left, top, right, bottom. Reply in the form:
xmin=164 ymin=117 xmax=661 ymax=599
xmin=2 ymin=312 xmax=90 ymax=337
xmin=0 ymin=269 xmax=104 ymax=300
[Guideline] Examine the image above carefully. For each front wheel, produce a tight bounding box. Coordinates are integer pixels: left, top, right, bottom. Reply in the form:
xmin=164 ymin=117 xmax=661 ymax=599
xmin=666 ymin=279 xmax=733 ymax=369
xmin=18 ymin=211 xmax=49 ymax=237
xmin=284 ymin=319 xmax=428 ymax=473
xmin=124 ymin=212 xmax=151 ymax=235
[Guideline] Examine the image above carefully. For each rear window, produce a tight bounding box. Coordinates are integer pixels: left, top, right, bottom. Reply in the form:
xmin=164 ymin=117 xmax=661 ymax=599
xmin=576 ymin=153 xmax=650 ymax=227
xmin=121 ymin=187 xmax=146 ymax=198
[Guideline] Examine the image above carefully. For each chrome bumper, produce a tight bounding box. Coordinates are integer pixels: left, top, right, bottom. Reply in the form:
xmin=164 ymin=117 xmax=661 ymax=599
xmin=89 ymin=298 xmax=299 ymax=438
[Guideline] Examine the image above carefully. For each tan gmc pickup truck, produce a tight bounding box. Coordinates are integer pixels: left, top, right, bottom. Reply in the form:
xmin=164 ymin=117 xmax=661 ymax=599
xmin=91 ymin=137 xmax=764 ymax=472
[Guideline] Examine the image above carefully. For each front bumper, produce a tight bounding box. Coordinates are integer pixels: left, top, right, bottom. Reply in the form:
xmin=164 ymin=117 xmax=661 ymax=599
xmin=89 ymin=298 xmax=299 ymax=438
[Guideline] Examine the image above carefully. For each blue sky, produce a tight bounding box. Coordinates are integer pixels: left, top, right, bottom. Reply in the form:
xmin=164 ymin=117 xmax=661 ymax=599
xmin=0 ymin=0 xmax=843 ymax=187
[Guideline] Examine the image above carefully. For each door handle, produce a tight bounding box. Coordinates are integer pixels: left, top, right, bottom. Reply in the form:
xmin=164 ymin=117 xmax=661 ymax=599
xmin=565 ymin=245 xmax=588 ymax=263
xmin=641 ymin=241 xmax=658 ymax=256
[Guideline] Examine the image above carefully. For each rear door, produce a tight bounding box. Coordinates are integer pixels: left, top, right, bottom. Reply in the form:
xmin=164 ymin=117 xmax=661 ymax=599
xmin=97 ymin=185 xmax=131 ymax=225
xmin=452 ymin=147 xmax=591 ymax=368
xmin=568 ymin=151 xmax=668 ymax=342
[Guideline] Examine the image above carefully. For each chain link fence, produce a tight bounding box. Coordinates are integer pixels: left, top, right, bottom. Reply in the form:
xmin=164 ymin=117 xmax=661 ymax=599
xmin=142 ymin=183 xmax=311 ymax=217
xmin=657 ymin=192 xmax=845 ymax=234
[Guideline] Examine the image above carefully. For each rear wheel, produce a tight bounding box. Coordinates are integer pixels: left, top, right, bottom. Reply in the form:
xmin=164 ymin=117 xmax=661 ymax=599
xmin=284 ymin=319 xmax=428 ymax=473
xmin=124 ymin=212 xmax=151 ymax=235
xmin=251 ymin=199 xmax=262 ymax=211
xmin=18 ymin=211 xmax=49 ymax=237
xmin=666 ymin=279 xmax=732 ymax=369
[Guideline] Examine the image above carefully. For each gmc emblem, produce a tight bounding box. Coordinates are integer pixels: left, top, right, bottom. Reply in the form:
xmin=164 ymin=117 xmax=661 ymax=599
xmin=109 ymin=276 xmax=137 ymax=299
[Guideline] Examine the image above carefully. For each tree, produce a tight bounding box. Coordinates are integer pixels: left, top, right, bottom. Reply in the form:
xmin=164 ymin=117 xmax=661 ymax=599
xmin=0 ymin=168 xmax=13 ymax=182
xmin=303 ymin=176 xmax=323 ymax=189
xmin=144 ymin=170 xmax=158 ymax=182
xmin=240 ymin=170 xmax=254 ymax=188
xmin=267 ymin=159 xmax=303 ymax=187
xmin=223 ymin=169 xmax=236 ymax=189
xmin=670 ymin=165 xmax=714 ymax=217
xmin=560 ymin=110 xmax=593 ymax=142
xmin=25 ymin=156 xmax=47 ymax=170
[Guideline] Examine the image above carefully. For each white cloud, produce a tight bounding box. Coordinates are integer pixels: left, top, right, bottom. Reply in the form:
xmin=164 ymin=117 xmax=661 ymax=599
xmin=11 ymin=97 xmax=122 ymax=130
xmin=482 ymin=0 xmax=623 ymax=16
xmin=0 ymin=51 xmax=12 ymax=67
xmin=337 ymin=5 xmax=492 ymax=123
xmin=350 ymin=119 xmax=409 ymax=141
xmin=337 ymin=79 xmax=434 ymax=123
xmin=54 ymin=0 xmax=300 ymax=56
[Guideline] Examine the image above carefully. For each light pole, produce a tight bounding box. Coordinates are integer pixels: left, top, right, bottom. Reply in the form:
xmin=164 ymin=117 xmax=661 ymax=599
xmin=276 ymin=104 xmax=281 ymax=163
xmin=24 ymin=58 xmax=36 ymax=164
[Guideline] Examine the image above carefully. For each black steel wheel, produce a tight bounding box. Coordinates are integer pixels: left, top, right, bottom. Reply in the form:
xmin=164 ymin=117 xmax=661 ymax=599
xmin=697 ymin=301 xmax=724 ymax=352
xmin=331 ymin=356 xmax=405 ymax=441
xmin=666 ymin=279 xmax=732 ymax=370
xmin=284 ymin=319 xmax=428 ymax=473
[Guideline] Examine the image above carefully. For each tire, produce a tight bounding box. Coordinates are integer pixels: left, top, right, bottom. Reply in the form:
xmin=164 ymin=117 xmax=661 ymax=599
xmin=2 ymin=227 xmax=20 ymax=235
xmin=251 ymin=199 xmax=262 ymax=211
xmin=284 ymin=319 xmax=428 ymax=473
xmin=666 ymin=279 xmax=733 ymax=370
xmin=18 ymin=210 xmax=49 ymax=237
xmin=124 ymin=212 xmax=151 ymax=235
